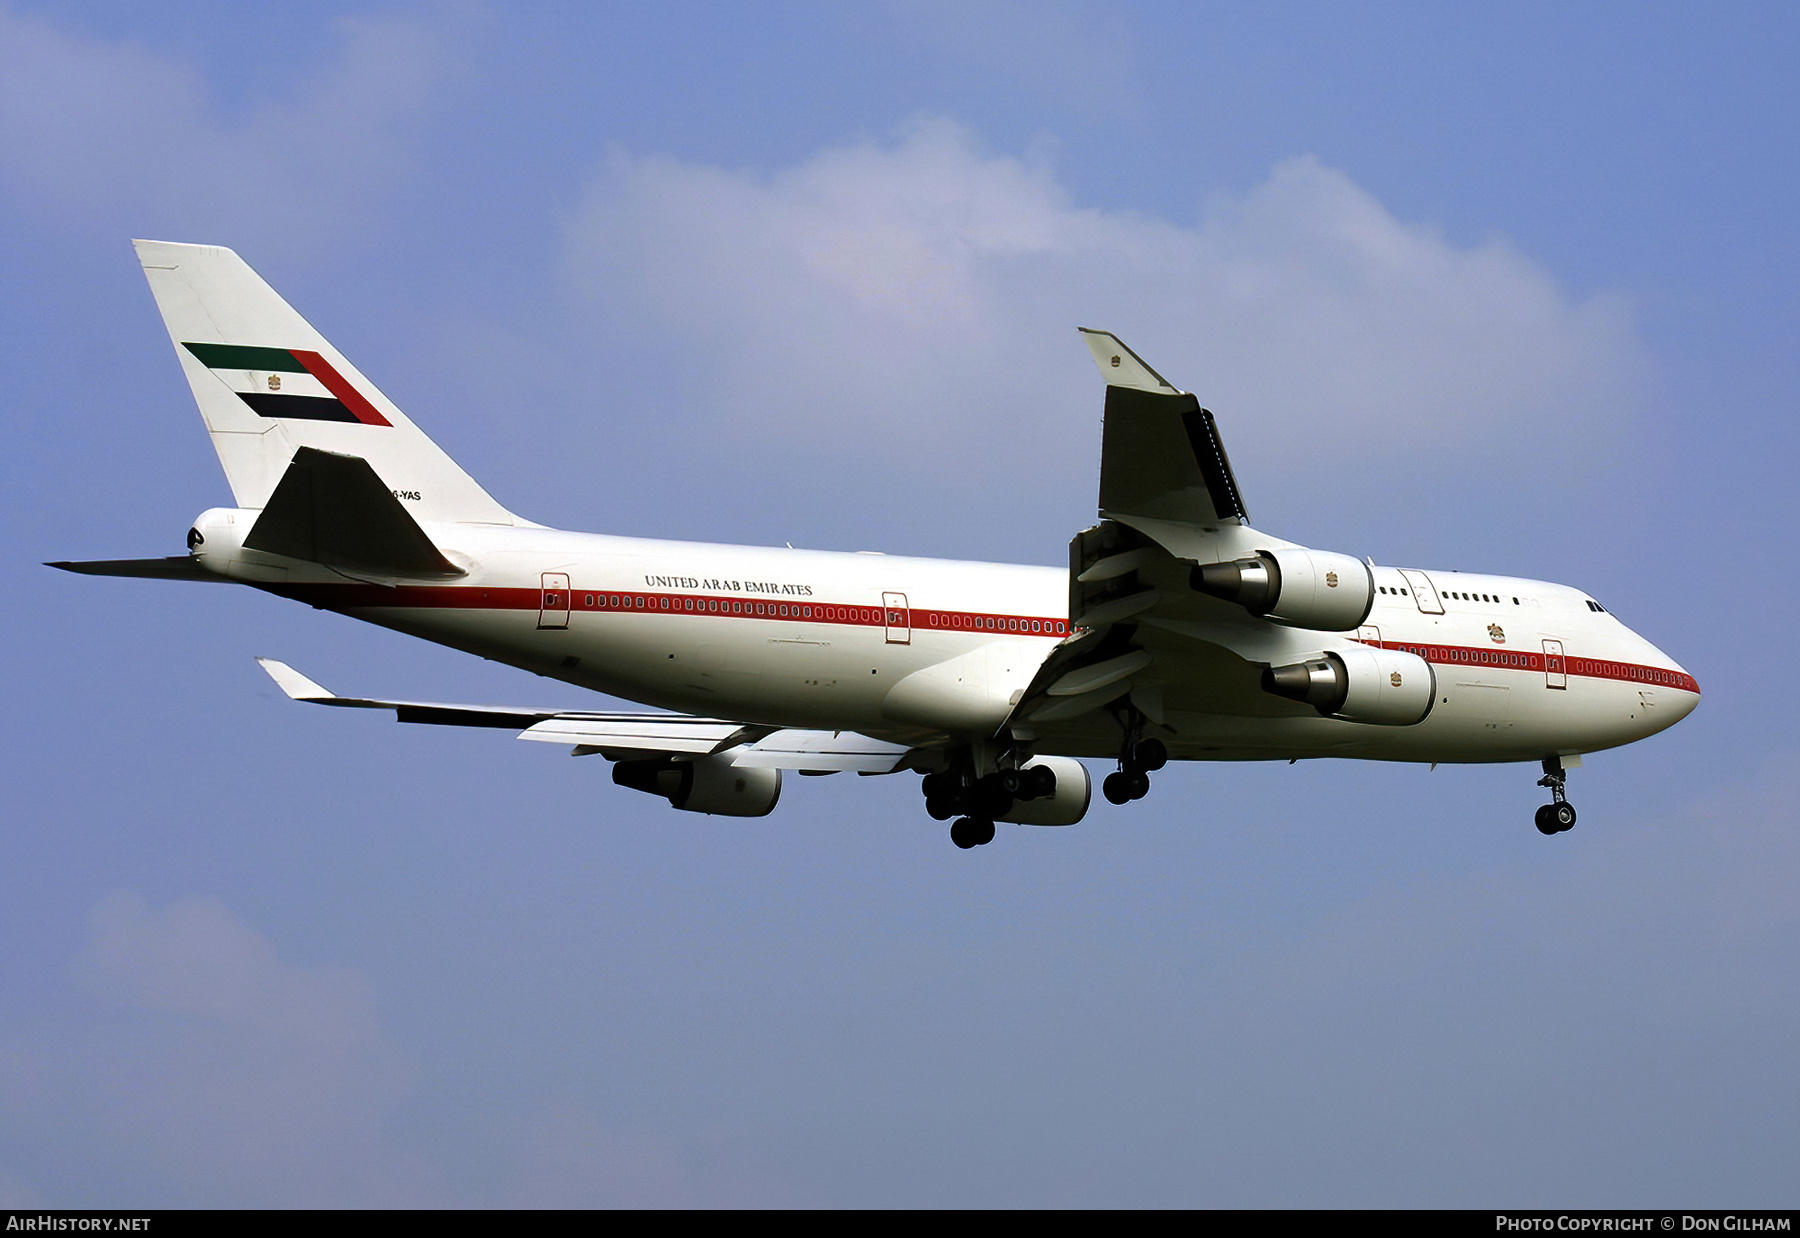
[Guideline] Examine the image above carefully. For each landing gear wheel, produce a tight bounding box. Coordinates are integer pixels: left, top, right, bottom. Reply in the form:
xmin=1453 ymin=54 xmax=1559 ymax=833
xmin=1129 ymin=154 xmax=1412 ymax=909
xmin=1126 ymin=770 xmax=1151 ymax=800
xmin=1132 ymin=739 xmax=1168 ymax=771
xmin=1103 ymin=772 xmax=1135 ymax=805
xmin=950 ymin=817 xmax=997 ymax=848
xmin=1534 ymin=802 xmax=1577 ymax=834
xmin=925 ymin=796 xmax=957 ymax=821
xmin=961 ymin=774 xmax=1010 ymax=818
xmin=1535 ymin=758 xmax=1578 ymax=835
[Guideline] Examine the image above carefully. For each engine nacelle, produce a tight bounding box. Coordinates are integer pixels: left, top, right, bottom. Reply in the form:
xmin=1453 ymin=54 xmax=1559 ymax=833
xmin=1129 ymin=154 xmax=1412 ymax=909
xmin=1191 ymin=548 xmax=1373 ymax=631
xmin=612 ymin=754 xmax=782 ymax=817
xmin=1262 ymin=646 xmax=1435 ymax=725
xmin=995 ymin=757 xmax=1091 ymax=826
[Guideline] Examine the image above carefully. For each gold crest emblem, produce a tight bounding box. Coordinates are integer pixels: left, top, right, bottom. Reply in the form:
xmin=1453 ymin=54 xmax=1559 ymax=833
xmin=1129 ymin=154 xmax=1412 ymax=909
xmin=1325 ymin=570 xmax=1339 ymax=588
xmin=1488 ymin=624 xmax=1505 ymax=644
xmin=1110 ymin=354 xmax=1121 ymax=367
xmin=267 ymin=374 xmax=281 ymax=391
xmin=1390 ymin=671 xmax=1402 ymax=687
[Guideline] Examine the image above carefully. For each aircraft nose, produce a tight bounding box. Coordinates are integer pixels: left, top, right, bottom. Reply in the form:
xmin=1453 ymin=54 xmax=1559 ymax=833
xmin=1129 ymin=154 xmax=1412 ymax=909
xmin=1639 ymin=646 xmax=1700 ymax=733
xmin=1667 ymin=668 xmax=1701 ymax=723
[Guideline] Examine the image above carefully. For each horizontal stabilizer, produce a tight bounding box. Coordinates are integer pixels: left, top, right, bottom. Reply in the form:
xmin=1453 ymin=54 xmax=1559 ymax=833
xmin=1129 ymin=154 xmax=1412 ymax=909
xmin=46 ymin=556 xmax=227 ymax=582
xmin=246 ymin=447 xmax=462 ymax=578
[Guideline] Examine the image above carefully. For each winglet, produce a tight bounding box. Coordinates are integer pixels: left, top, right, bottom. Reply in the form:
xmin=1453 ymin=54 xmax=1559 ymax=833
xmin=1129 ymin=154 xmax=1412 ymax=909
xmin=256 ymin=657 xmax=334 ymax=701
xmin=1078 ymin=328 xmax=1184 ymax=394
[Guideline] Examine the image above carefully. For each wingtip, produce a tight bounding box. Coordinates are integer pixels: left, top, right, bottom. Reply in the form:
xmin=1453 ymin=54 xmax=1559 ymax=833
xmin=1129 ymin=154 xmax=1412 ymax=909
xmin=1078 ymin=329 xmax=1183 ymax=394
xmin=256 ymin=657 xmax=334 ymax=701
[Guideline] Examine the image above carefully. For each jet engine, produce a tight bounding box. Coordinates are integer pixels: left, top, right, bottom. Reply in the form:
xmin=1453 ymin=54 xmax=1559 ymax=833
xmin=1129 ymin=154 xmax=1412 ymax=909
xmin=1262 ymin=646 xmax=1435 ymax=725
xmin=612 ymin=754 xmax=782 ymax=816
xmin=1191 ymin=548 xmax=1373 ymax=631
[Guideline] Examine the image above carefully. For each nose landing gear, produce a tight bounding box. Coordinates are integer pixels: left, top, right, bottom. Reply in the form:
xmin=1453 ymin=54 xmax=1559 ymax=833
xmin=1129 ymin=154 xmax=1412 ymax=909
xmin=1535 ymin=757 xmax=1578 ymax=834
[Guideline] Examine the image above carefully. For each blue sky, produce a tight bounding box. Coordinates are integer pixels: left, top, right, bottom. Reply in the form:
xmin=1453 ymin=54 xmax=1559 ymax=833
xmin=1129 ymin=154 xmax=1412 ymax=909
xmin=1 ymin=1 xmax=1795 ymax=1207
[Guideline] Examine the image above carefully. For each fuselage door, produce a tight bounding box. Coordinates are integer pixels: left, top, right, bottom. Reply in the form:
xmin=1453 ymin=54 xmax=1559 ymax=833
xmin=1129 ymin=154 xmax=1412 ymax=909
xmin=883 ymin=592 xmax=911 ymax=645
xmin=539 ymin=572 xmax=571 ymax=630
xmin=1542 ymin=638 xmax=1567 ymax=689
xmin=1398 ymin=569 xmax=1444 ymax=615
xmin=1358 ymin=624 xmax=1383 ymax=647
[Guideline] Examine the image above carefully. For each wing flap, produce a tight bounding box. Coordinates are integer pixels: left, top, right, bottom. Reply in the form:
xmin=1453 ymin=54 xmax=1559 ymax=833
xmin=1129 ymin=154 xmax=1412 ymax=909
xmin=517 ymin=717 xmax=758 ymax=755
xmin=728 ymin=730 xmax=914 ymax=773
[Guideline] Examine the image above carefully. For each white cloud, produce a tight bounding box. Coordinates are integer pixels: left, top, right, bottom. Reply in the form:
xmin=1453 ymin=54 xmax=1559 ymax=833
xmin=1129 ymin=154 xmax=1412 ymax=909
xmin=564 ymin=120 xmax=1645 ymax=495
xmin=77 ymin=894 xmax=449 ymax=1207
xmin=0 ymin=6 xmax=440 ymax=251
xmin=85 ymin=893 xmax=378 ymax=1044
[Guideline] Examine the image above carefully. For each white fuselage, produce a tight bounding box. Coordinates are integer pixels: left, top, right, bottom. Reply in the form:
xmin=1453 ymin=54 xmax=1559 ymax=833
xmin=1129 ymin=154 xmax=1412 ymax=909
xmin=192 ymin=510 xmax=1700 ymax=765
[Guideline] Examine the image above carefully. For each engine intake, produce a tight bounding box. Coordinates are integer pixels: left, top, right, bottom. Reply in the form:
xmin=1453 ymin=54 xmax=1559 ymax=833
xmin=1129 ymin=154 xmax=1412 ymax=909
xmin=612 ymin=754 xmax=782 ymax=816
xmin=1191 ymin=548 xmax=1374 ymax=631
xmin=1262 ymin=646 xmax=1435 ymax=726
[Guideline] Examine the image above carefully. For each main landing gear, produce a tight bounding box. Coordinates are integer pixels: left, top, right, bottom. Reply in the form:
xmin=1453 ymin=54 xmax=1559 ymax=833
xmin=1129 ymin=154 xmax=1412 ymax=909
xmin=1534 ymin=757 xmax=1578 ymax=835
xmin=921 ymin=763 xmax=1058 ymax=848
xmin=1102 ymin=737 xmax=1166 ymax=805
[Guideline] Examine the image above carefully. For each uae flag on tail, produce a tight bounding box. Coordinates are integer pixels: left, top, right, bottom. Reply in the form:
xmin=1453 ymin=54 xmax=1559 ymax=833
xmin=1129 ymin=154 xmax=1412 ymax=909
xmin=182 ymin=342 xmax=392 ymax=426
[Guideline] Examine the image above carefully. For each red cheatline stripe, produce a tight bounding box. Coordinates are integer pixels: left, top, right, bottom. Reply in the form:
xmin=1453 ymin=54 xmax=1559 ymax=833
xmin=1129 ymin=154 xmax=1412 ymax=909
xmin=1360 ymin=638 xmax=1699 ymax=694
xmin=271 ymin=583 xmax=1068 ymax=635
xmin=288 ymin=350 xmax=392 ymax=427
xmin=560 ymin=591 xmax=1067 ymax=634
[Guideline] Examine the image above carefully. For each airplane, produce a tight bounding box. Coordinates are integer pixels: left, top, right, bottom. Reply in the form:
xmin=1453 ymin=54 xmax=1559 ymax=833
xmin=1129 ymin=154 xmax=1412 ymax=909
xmin=50 ymin=241 xmax=1700 ymax=849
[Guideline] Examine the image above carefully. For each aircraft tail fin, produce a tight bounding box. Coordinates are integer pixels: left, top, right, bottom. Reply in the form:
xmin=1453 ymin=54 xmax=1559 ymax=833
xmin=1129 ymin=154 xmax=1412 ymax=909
xmin=134 ymin=240 xmax=520 ymax=526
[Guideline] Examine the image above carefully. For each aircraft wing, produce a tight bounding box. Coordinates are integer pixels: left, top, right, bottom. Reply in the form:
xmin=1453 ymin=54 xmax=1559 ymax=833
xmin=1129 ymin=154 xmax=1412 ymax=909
xmin=257 ymin=659 xmax=913 ymax=771
xmin=1007 ymin=522 xmax=1345 ymax=734
xmin=1000 ymin=334 xmax=1350 ymax=736
xmin=1080 ymin=328 xmax=1249 ymax=530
